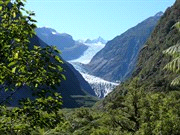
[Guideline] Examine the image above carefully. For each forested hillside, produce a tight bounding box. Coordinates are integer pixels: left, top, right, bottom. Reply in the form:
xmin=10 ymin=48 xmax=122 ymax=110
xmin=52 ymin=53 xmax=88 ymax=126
xmin=132 ymin=0 xmax=180 ymax=91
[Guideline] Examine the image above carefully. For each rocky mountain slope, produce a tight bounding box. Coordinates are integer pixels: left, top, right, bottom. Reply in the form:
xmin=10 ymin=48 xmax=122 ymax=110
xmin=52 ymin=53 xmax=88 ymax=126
xmin=86 ymin=12 xmax=163 ymax=82
xmin=35 ymin=27 xmax=88 ymax=61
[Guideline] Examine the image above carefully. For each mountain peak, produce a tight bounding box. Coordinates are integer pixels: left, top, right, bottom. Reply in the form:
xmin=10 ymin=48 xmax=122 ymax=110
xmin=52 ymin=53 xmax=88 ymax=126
xmin=155 ymin=11 xmax=163 ymax=17
xmin=85 ymin=37 xmax=107 ymax=44
xmin=36 ymin=27 xmax=71 ymax=37
xmin=87 ymin=11 xmax=162 ymax=82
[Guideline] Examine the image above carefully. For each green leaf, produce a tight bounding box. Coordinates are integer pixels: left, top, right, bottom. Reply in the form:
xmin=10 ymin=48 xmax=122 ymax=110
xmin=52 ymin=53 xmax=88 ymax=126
xmin=4 ymin=0 xmax=10 ymax=5
xmin=48 ymin=65 xmax=56 ymax=70
xmin=35 ymin=83 xmax=38 ymax=88
xmin=8 ymin=61 xmax=17 ymax=67
xmin=15 ymin=38 xmax=20 ymax=42
xmin=163 ymin=43 xmax=180 ymax=56
xmin=164 ymin=57 xmax=180 ymax=73
xmin=55 ymin=56 xmax=63 ymax=63
xmin=53 ymin=46 xmax=61 ymax=54
xmin=0 ymin=6 xmax=2 ymax=11
xmin=172 ymin=22 xmax=180 ymax=31
xmin=171 ymin=76 xmax=180 ymax=86
xmin=61 ymin=74 xmax=66 ymax=80
xmin=34 ymin=45 xmax=40 ymax=50
xmin=15 ymin=82 xmax=22 ymax=87
xmin=14 ymin=52 xmax=19 ymax=59
xmin=12 ymin=67 xmax=17 ymax=73
xmin=13 ymin=12 xmax=16 ymax=18
xmin=57 ymin=65 xmax=63 ymax=71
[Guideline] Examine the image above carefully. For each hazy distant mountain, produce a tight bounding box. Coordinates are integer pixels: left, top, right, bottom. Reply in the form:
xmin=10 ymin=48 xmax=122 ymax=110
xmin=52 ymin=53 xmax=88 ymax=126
xmin=85 ymin=36 xmax=107 ymax=44
xmin=86 ymin=11 xmax=163 ymax=82
xmin=35 ymin=27 xmax=88 ymax=61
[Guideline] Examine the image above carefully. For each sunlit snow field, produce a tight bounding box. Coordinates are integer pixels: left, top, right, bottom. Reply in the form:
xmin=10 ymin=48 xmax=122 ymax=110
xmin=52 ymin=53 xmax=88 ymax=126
xmin=69 ymin=42 xmax=105 ymax=64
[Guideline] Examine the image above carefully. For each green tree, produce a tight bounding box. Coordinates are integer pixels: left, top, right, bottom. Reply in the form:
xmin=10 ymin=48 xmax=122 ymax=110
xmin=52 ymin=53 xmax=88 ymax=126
xmin=0 ymin=0 xmax=65 ymax=103
xmin=106 ymin=78 xmax=145 ymax=134
xmin=0 ymin=0 xmax=65 ymax=133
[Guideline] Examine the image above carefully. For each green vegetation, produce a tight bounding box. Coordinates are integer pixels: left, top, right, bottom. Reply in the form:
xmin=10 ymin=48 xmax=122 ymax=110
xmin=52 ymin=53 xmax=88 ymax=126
xmin=1 ymin=79 xmax=180 ymax=134
xmin=0 ymin=0 xmax=65 ymax=133
xmin=1 ymin=0 xmax=180 ymax=134
xmin=163 ymin=22 xmax=180 ymax=85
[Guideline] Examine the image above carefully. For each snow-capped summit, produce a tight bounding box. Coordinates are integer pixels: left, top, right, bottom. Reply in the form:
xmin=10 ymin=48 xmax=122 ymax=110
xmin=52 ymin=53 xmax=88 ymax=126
xmin=36 ymin=27 xmax=70 ymax=37
xmin=85 ymin=36 xmax=107 ymax=44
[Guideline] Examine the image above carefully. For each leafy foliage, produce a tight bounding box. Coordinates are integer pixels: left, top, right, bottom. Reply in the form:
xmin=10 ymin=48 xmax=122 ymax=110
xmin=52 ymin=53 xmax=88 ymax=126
xmin=0 ymin=0 xmax=65 ymax=133
xmin=163 ymin=22 xmax=180 ymax=85
xmin=128 ymin=0 xmax=180 ymax=92
xmin=0 ymin=0 xmax=65 ymax=102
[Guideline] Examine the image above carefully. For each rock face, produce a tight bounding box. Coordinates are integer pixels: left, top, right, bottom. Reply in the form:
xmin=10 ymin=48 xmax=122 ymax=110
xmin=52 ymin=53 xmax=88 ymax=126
xmin=35 ymin=27 xmax=88 ymax=61
xmin=0 ymin=36 xmax=96 ymax=108
xmin=86 ymin=12 xmax=163 ymax=82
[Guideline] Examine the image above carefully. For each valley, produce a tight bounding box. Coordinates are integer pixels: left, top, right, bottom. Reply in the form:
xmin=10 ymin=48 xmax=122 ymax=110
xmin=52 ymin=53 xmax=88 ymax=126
xmin=1 ymin=0 xmax=179 ymax=134
xmin=35 ymin=11 xmax=162 ymax=98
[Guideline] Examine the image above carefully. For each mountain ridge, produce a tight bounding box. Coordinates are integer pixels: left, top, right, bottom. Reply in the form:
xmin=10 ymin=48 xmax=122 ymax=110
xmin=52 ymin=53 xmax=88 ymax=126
xmin=85 ymin=36 xmax=107 ymax=44
xmin=35 ymin=27 xmax=88 ymax=61
xmin=98 ymin=0 xmax=179 ymax=108
xmin=86 ymin=11 xmax=163 ymax=82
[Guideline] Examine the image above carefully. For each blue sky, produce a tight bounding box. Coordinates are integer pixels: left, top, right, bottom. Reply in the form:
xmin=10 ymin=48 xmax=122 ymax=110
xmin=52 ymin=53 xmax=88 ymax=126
xmin=25 ymin=0 xmax=175 ymax=41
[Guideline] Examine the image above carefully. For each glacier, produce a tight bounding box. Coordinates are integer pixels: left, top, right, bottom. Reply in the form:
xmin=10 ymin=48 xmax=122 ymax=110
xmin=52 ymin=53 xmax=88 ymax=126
xmin=69 ymin=40 xmax=119 ymax=98
xmin=69 ymin=42 xmax=105 ymax=64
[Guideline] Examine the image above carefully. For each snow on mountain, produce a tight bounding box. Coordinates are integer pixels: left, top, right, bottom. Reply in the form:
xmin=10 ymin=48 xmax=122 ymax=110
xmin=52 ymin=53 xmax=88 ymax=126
xmin=52 ymin=31 xmax=58 ymax=35
xmin=69 ymin=37 xmax=119 ymax=98
xmin=70 ymin=61 xmax=119 ymax=98
xmin=37 ymin=27 xmax=70 ymax=37
xmin=85 ymin=36 xmax=107 ymax=44
xmin=69 ymin=42 xmax=105 ymax=64
xmin=80 ymin=72 xmax=118 ymax=98
xmin=69 ymin=61 xmax=119 ymax=98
